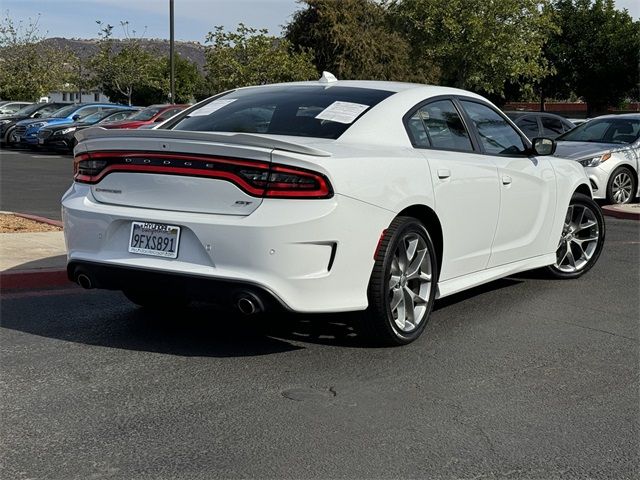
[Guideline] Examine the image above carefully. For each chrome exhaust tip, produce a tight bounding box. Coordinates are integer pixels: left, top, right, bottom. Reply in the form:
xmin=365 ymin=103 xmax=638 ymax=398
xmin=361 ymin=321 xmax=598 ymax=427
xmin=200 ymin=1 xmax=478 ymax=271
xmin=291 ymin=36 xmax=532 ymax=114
xmin=76 ymin=273 xmax=93 ymax=289
xmin=236 ymin=292 xmax=264 ymax=315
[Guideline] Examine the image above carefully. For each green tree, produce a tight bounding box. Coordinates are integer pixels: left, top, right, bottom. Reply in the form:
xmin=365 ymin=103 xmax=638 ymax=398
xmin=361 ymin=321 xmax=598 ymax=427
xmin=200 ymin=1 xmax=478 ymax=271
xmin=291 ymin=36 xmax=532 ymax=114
xmin=157 ymin=54 xmax=204 ymax=103
xmin=388 ymin=0 xmax=557 ymax=98
xmin=543 ymin=0 xmax=640 ymax=115
xmin=285 ymin=0 xmax=427 ymax=82
xmin=203 ymin=24 xmax=317 ymax=94
xmin=0 ymin=14 xmax=71 ymax=100
xmin=90 ymin=21 xmax=160 ymax=105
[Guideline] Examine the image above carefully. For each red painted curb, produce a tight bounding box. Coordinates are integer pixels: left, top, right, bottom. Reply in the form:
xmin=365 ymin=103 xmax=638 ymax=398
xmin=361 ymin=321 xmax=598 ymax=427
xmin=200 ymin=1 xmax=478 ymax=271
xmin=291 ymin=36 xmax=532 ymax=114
xmin=0 ymin=268 xmax=71 ymax=290
xmin=602 ymin=205 xmax=640 ymax=221
xmin=12 ymin=212 xmax=63 ymax=228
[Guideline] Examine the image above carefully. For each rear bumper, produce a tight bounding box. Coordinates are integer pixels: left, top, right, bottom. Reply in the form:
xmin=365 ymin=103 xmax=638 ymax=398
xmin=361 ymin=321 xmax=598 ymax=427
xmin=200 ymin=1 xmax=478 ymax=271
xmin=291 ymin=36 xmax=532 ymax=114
xmin=67 ymin=260 xmax=288 ymax=310
xmin=62 ymin=183 xmax=394 ymax=313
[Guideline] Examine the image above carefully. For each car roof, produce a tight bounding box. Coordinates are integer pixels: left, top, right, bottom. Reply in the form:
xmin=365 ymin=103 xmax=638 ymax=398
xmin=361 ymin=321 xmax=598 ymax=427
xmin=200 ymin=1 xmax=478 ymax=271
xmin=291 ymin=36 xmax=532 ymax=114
xmin=236 ymin=79 xmax=486 ymax=99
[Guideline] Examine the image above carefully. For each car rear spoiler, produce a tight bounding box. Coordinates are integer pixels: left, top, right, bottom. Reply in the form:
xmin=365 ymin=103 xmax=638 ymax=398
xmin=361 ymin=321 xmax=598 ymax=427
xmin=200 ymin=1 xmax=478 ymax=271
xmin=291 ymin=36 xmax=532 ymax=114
xmin=75 ymin=127 xmax=332 ymax=157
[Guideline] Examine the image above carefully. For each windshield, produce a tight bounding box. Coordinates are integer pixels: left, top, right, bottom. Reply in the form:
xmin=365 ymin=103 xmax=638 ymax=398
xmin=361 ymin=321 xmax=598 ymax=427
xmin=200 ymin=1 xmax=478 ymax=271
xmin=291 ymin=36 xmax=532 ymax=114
xmin=81 ymin=110 xmax=120 ymax=124
xmin=51 ymin=105 xmax=79 ymax=118
xmin=169 ymin=85 xmax=394 ymax=139
xmin=13 ymin=103 xmax=43 ymax=116
xmin=129 ymin=107 xmax=163 ymax=121
xmin=557 ymin=117 xmax=640 ymax=145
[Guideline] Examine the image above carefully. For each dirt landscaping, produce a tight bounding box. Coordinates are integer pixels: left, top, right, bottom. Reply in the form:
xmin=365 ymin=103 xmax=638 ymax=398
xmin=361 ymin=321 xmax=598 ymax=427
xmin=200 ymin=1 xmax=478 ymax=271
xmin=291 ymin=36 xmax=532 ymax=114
xmin=0 ymin=214 xmax=63 ymax=233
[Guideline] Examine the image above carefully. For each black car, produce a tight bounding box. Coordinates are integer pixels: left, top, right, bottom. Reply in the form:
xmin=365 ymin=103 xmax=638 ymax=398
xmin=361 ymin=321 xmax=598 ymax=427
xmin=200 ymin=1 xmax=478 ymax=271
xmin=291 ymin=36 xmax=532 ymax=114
xmin=505 ymin=111 xmax=575 ymax=140
xmin=37 ymin=108 xmax=138 ymax=152
xmin=0 ymin=102 xmax=70 ymax=146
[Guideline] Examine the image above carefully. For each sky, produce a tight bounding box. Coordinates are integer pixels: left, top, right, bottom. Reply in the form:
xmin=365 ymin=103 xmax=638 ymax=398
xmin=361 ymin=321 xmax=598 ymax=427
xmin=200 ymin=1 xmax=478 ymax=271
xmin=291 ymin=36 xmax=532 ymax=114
xmin=4 ymin=0 xmax=640 ymax=43
xmin=3 ymin=0 xmax=302 ymax=42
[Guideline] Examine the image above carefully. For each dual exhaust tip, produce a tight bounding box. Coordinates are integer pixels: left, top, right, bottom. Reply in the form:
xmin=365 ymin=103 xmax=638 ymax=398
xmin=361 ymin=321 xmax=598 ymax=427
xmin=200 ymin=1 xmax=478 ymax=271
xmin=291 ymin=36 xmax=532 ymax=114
xmin=74 ymin=271 xmax=264 ymax=315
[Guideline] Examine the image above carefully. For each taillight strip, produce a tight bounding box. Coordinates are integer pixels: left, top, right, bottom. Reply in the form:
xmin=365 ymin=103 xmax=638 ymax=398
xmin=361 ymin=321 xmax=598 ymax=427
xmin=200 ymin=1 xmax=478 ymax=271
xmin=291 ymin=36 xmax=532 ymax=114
xmin=74 ymin=150 xmax=333 ymax=199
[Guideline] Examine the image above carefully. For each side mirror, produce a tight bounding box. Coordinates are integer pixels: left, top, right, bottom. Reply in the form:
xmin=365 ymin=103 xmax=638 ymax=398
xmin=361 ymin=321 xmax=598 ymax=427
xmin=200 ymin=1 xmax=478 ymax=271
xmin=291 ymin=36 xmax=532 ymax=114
xmin=532 ymin=137 xmax=556 ymax=156
xmin=33 ymin=112 xmax=42 ymax=118
xmin=153 ymin=117 xmax=164 ymax=123
xmin=72 ymin=114 xmax=81 ymax=121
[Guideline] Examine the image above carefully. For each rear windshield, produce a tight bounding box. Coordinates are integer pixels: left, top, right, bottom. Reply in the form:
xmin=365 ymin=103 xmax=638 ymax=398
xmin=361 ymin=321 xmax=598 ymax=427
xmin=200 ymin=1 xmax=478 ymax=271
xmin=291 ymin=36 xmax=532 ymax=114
xmin=169 ymin=85 xmax=394 ymax=139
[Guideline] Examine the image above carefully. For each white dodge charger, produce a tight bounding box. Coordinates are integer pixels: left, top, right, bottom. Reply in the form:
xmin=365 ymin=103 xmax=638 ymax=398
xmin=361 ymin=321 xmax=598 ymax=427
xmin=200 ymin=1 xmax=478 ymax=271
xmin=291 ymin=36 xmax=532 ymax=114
xmin=63 ymin=75 xmax=605 ymax=345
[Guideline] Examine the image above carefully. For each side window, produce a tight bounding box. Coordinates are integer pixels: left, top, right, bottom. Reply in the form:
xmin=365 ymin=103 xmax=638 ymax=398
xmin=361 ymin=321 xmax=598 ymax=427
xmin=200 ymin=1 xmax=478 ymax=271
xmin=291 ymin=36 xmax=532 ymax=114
xmin=406 ymin=111 xmax=430 ymax=148
xmin=516 ymin=116 xmax=540 ymax=138
xmin=407 ymin=99 xmax=473 ymax=151
xmin=541 ymin=116 xmax=564 ymax=137
xmin=461 ymin=101 xmax=527 ymax=155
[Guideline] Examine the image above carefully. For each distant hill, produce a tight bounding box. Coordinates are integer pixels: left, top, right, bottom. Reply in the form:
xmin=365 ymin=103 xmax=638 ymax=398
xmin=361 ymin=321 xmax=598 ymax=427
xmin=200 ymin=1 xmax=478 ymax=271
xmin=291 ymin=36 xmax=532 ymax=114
xmin=42 ymin=37 xmax=206 ymax=70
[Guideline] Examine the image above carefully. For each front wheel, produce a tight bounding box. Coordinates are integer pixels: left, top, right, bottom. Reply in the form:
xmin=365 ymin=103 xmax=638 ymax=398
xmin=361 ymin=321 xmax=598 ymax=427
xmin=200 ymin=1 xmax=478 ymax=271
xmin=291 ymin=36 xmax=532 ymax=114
xmin=607 ymin=166 xmax=637 ymax=204
xmin=546 ymin=193 xmax=605 ymax=279
xmin=364 ymin=216 xmax=438 ymax=346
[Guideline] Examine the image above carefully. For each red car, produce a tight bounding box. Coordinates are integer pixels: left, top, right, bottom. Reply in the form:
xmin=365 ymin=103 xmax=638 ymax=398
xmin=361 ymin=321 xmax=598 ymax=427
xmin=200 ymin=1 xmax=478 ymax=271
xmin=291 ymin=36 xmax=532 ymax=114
xmin=101 ymin=104 xmax=189 ymax=129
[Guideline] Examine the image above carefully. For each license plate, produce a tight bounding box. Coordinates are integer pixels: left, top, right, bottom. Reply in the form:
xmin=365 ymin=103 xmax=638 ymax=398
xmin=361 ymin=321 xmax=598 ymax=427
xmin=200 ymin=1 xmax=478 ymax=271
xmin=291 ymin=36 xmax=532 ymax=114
xmin=38 ymin=138 xmax=44 ymax=145
xmin=128 ymin=221 xmax=181 ymax=258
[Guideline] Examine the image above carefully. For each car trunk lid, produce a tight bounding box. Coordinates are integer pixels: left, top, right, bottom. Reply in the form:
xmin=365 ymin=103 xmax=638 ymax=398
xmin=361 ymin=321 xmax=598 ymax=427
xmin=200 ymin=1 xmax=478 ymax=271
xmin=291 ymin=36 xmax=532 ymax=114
xmin=74 ymin=128 xmax=331 ymax=216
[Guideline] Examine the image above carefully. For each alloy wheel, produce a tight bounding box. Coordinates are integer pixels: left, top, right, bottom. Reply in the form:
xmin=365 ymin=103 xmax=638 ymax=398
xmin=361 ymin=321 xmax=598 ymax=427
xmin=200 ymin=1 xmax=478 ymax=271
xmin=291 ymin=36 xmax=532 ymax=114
xmin=388 ymin=233 xmax=433 ymax=332
xmin=554 ymin=204 xmax=600 ymax=273
xmin=611 ymin=171 xmax=633 ymax=204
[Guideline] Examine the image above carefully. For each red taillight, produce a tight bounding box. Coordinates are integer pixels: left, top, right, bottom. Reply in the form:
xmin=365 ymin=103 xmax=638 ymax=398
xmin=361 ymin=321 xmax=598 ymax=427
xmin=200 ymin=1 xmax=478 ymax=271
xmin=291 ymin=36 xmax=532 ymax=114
xmin=73 ymin=151 xmax=333 ymax=199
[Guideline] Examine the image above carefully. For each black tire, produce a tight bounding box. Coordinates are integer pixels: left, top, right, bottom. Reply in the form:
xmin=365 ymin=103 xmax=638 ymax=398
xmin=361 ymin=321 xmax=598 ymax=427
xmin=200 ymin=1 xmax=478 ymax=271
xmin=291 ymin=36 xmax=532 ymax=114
xmin=606 ymin=166 xmax=637 ymax=204
xmin=364 ymin=216 xmax=438 ymax=346
xmin=3 ymin=126 xmax=16 ymax=146
xmin=122 ymin=288 xmax=190 ymax=310
xmin=545 ymin=193 xmax=605 ymax=279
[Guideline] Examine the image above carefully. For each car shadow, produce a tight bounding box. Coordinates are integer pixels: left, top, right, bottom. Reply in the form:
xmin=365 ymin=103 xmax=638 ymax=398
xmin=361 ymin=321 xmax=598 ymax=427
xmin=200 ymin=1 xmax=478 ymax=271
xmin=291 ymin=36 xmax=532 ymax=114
xmin=2 ymin=278 xmax=523 ymax=357
xmin=4 ymin=255 xmax=67 ymax=271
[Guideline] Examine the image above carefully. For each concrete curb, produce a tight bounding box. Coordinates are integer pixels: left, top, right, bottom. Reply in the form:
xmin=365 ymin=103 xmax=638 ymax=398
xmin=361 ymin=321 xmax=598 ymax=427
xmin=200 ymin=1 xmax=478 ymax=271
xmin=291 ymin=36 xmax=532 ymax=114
xmin=0 ymin=268 xmax=71 ymax=290
xmin=12 ymin=212 xmax=63 ymax=228
xmin=602 ymin=204 xmax=640 ymax=221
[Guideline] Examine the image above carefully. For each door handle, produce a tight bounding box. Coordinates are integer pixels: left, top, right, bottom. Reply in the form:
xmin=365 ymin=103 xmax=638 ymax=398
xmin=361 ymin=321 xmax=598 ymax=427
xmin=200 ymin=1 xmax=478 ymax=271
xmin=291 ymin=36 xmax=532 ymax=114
xmin=437 ymin=169 xmax=451 ymax=179
xmin=502 ymin=175 xmax=512 ymax=185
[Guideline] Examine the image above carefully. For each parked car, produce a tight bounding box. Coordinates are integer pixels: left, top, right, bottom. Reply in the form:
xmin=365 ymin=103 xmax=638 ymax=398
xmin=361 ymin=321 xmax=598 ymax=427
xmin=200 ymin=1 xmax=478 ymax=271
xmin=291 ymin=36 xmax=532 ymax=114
xmin=568 ymin=118 xmax=589 ymax=126
xmin=37 ymin=108 xmax=139 ymax=152
xmin=101 ymin=104 xmax=189 ymax=129
xmin=13 ymin=103 xmax=123 ymax=146
xmin=64 ymin=76 xmax=604 ymax=346
xmin=554 ymin=114 xmax=639 ymax=204
xmin=0 ymin=102 xmax=70 ymax=146
xmin=505 ymin=111 xmax=575 ymax=140
xmin=0 ymin=101 xmax=32 ymax=117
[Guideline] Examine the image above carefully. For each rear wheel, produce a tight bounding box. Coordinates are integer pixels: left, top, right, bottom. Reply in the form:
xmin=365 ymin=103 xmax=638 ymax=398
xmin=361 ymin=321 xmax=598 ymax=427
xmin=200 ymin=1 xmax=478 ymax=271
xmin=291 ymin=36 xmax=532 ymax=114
xmin=546 ymin=193 xmax=605 ymax=279
xmin=607 ymin=166 xmax=637 ymax=204
xmin=365 ymin=216 xmax=438 ymax=346
xmin=122 ymin=288 xmax=190 ymax=310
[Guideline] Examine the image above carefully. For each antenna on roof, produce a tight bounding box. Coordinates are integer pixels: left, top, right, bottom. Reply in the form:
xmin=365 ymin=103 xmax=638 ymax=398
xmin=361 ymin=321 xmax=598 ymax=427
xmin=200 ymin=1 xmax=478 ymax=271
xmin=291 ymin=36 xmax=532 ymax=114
xmin=319 ymin=71 xmax=338 ymax=83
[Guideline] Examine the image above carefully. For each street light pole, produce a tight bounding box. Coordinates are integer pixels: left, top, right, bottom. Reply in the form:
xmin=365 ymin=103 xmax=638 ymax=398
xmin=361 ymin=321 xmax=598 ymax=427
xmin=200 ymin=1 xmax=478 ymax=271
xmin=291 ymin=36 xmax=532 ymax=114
xmin=169 ymin=0 xmax=175 ymax=104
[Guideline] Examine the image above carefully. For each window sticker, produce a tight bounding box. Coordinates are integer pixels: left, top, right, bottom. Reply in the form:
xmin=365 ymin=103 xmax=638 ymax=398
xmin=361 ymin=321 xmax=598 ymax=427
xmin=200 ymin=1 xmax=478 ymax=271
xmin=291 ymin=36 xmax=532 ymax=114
xmin=315 ymin=101 xmax=370 ymax=124
xmin=190 ymin=98 xmax=237 ymax=116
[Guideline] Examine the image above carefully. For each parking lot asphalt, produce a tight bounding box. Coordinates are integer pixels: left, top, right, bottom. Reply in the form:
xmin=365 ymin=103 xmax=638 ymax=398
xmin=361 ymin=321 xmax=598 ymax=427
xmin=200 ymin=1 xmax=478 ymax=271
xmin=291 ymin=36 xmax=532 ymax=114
xmin=0 ymin=148 xmax=73 ymax=220
xmin=1 ymin=217 xmax=638 ymax=479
